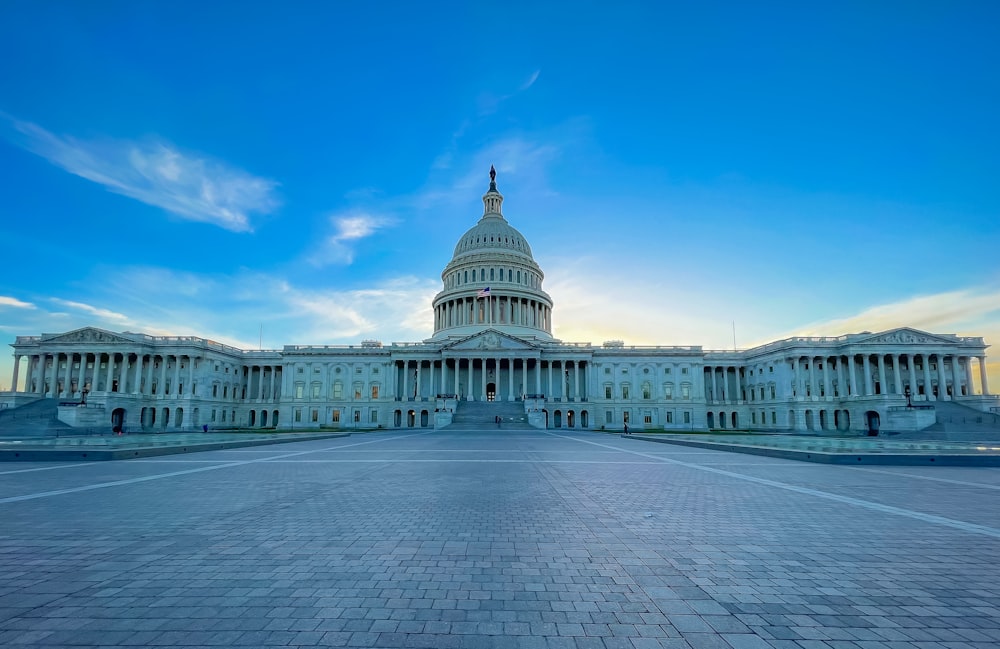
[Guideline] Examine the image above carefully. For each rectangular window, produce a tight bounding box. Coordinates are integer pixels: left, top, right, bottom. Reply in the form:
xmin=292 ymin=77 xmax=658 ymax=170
xmin=644 ymin=413 xmax=652 ymax=424
xmin=665 ymin=367 xmax=672 ymax=374
xmin=664 ymin=384 xmax=673 ymax=399
xmin=666 ymin=411 xmax=673 ymax=424
xmin=605 ymin=410 xmax=613 ymax=424
xmin=771 ymin=411 xmax=777 ymax=424
xmin=333 ymin=382 xmax=343 ymax=398
xmin=353 ymin=409 xmax=361 ymax=423
xmin=683 ymin=411 xmax=691 ymax=424
xmin=681 ymin=367 xmax=688 ymax=374
xmin=371 ymin=385 xmax=379 ymax=399
xmin=294 ymin=408 xmax=302 ymax=422
xmin=295 ymin=384 xmax=304 ymax=399
xmin=604 ymin=385 xmax=612 ymax=399
xmin=681 ymin=385 xmax=690 ymax=399
xmin=370 ymin=409 xmax=378 ymax=423
xmin=354 ymin=384 xmax=362 ymax=399
xmin=312 ymin=384 xmax=320 ymax=398
xmin=621 ymin=385 xmax=629 ymax=399
xmin=332 ymin=409 xmax=341 ymax=423
xmin=211 ymin=409 xmax=217 ymax=422
xmin=221 ymin=410 xmax=226 ymax=422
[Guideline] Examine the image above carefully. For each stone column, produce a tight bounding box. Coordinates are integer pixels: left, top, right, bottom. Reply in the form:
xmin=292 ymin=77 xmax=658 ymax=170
xmin=480 ymin=358 xmax=487 ymax=400
xmin=848 ymin=355 xmax=857 ymax=397
xmin=109 ymin=352 xmax=119 ymax=393
xmin=863 ymin=355 xmax=872 ymax=396
xmin=979 ymin=356 xmax=990 ymax=395
xmin=952 ymin=356 xmax=963 ymax=397
xmin=77 ymin=353 xmax=87 ymax=396
xmin=62 ymin=353 xmax=73 ymax=397
xmin=156 ymin=355 xmax=166 ymax=396
xmin=965 ymin=357 xmax=974 ymax=396
xmin=546 ymin=361 xmax=553 ymax=399
xmin=453 ymin=359 xmax=460 ymax=397
xmin=402 ymin=361 xmax=410 ymax=401
xmin=39 ymin=354 xmax=49 ymax=395
xmin=710 ymin=366 xmax=718 ymax=402
xmin=877 ymin=354 xmax=886 ymax=396
xmin=807 ymin=358 xmax=816 ymax=399
xmin=922 ymin=354 xmax=932 ymax=400
xmin=24 ymin=355 xmax=35 ymax=394
xmin=508 ymin=358 xmax=515 ymax=401
xmin=574 ymin=362 xmax=581 ymax=400
xmin=822 ymin=358 xmax=830 ymax=399
xmin=836 ymin=357 xmax=845 ymax=397
xmin=172 ymin=355 xmax=181 ymax=396
xmin=936 ymin=354 xmax=948 ymax=399
xmin=535 ymin=359 xmax=541 ymax=395
xmin=144 ymin=356 xmax=154 ymax=396
xmin=11 ymin=354 xmax=21 ymax=393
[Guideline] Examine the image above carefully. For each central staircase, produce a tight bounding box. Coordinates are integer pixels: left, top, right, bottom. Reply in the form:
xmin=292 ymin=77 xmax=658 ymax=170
xmin=446 ymin=399 xmax=533 ymax=430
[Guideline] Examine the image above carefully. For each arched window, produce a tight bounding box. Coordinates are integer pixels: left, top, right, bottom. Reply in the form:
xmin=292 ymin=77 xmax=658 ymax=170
xmin=664 ymin=383 xmax=673 ymax=399
xmin=332 ymin=381 xmax=343 ymax=398
xmin=641 ymin=382 xmax=651 ymax=399
xmin=490 ymin=268 xmax=495 ymax=281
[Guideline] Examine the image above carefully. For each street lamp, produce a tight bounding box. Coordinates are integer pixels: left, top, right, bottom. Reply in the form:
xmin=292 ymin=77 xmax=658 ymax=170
xmin=905 ymin=386 xmax=912 ymax=408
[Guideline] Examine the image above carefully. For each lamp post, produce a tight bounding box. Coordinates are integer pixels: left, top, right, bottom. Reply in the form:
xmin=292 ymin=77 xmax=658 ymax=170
xmin=905 ymin=386 xmax=912 ymax=408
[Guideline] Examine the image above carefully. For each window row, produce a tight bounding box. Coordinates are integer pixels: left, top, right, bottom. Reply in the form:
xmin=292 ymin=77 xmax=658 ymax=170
xmin=447 ymin=266 xmax=540 ymax=289
xmin=293 ymin=381 xmax=382 ymax=400
xmin=603 ymin=382 xmax=693 ymax=400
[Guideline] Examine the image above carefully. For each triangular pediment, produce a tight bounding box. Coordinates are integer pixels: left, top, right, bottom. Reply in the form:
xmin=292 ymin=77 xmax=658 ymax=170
xmin=856 ymin=327 xmax=958 ymax=346
xmin=443 ymin=329 xmax=539 ymax=353
xmin=41 ymin=327 xmax=135 ymax=345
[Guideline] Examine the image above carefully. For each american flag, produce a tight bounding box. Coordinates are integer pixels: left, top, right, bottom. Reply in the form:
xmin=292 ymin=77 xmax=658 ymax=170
xmin=477 ymin=287 xmax=491 ymax=298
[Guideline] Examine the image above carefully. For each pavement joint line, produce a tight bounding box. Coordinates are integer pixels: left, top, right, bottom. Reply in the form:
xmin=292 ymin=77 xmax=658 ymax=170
xmin=0 ymin=431 xmax=431 ymax=505
xmin=550 ymin=431 xmax=1000 ymax=539
xmin=848 ymin=465 xmax=1000 ymax=490
xmin=0 ymin=462 xmax=96 ymax=475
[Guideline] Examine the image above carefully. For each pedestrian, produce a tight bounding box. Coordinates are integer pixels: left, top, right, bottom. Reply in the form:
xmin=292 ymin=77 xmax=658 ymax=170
xmin=203 ymin=424 xmax=208 ymax=433
xmin=624 ymin=422 xmax=629 ymax=435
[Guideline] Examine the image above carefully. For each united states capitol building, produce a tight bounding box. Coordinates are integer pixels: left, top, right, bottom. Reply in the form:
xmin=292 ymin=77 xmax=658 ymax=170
xmin=4 ymin=170 xmax=997 ymax=434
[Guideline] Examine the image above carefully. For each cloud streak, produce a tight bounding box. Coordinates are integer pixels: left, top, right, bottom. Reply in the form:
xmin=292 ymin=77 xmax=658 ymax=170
xmin=0 ymin=296 xmax=35 ymax=309
xmin=1 ymin=114 xmax=280 ymax=232
xmin=308 ymin=212 xmax=397 ymax=266
xmin=782 ymin=287 xmax=1000 ymax=340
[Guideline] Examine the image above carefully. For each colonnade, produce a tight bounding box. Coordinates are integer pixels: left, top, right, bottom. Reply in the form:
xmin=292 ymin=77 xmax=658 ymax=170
xmin=433 ymin=296 xmax=551 ymax=332
xmin=9 ymin=352 xmax=284 ymax=402
xmin=786 ymin=352 xmax=989 ymax=400
xmin=395 ymin=357 xmax=587 ymax=402
xmin=704 ymin=365 xmax=744 ymax=403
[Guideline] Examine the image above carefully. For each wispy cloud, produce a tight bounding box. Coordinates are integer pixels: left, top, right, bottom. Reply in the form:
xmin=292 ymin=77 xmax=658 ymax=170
xmin=1 ymin=113 xmax=280 ymax=232
xmin=49 ymin=298 xmax=132 ymax=324
xmin=308 ymin=212 xmax=397 ymax=266
xmin=478 ymin=69 xmax=542 ymax=115
xmin=782 ymin=287 xmax=1000 ymax=339
xmin=0 ymin=296 xmax=35 ymax=309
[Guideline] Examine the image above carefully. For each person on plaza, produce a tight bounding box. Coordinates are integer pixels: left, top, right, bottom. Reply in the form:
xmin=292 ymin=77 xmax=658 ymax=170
xmin=203 ymin=424 xmax=209 ymax=433
xmin=624 ymin=422 xmax=629 ymax=435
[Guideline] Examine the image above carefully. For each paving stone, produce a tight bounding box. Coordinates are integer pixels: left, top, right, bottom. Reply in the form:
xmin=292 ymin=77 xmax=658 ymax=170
xmin=1 ymin=431 xmax=999 ymax=648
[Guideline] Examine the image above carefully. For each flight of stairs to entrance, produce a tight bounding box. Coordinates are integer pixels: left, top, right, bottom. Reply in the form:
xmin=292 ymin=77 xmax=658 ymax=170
xmin=906 ymin=399 xmax=1000 ymax=440
xmin=0 ymin=398 xmax=73 ymax=437
xmin=447 ymin=399 xmax=531 ymax=430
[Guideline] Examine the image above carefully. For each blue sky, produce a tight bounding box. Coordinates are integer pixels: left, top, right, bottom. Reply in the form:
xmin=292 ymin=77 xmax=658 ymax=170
xmin=2 ymin=1 xmax=999 ymax=391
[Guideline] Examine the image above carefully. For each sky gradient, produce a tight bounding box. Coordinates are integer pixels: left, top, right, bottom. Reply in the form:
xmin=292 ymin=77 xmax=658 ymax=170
xmin=2 ymin=2 xmax=999 ymax=391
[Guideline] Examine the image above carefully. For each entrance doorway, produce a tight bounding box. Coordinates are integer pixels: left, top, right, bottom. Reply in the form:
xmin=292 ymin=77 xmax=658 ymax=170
xmin=486 ymin=383 xmax=496 ymax=402
xmin=865 ymin=410 xmax=880 ymax=436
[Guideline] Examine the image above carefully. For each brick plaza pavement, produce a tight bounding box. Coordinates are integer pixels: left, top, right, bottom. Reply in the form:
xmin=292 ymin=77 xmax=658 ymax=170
xmin=1 ymin=429 xmax=999 ymax=649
